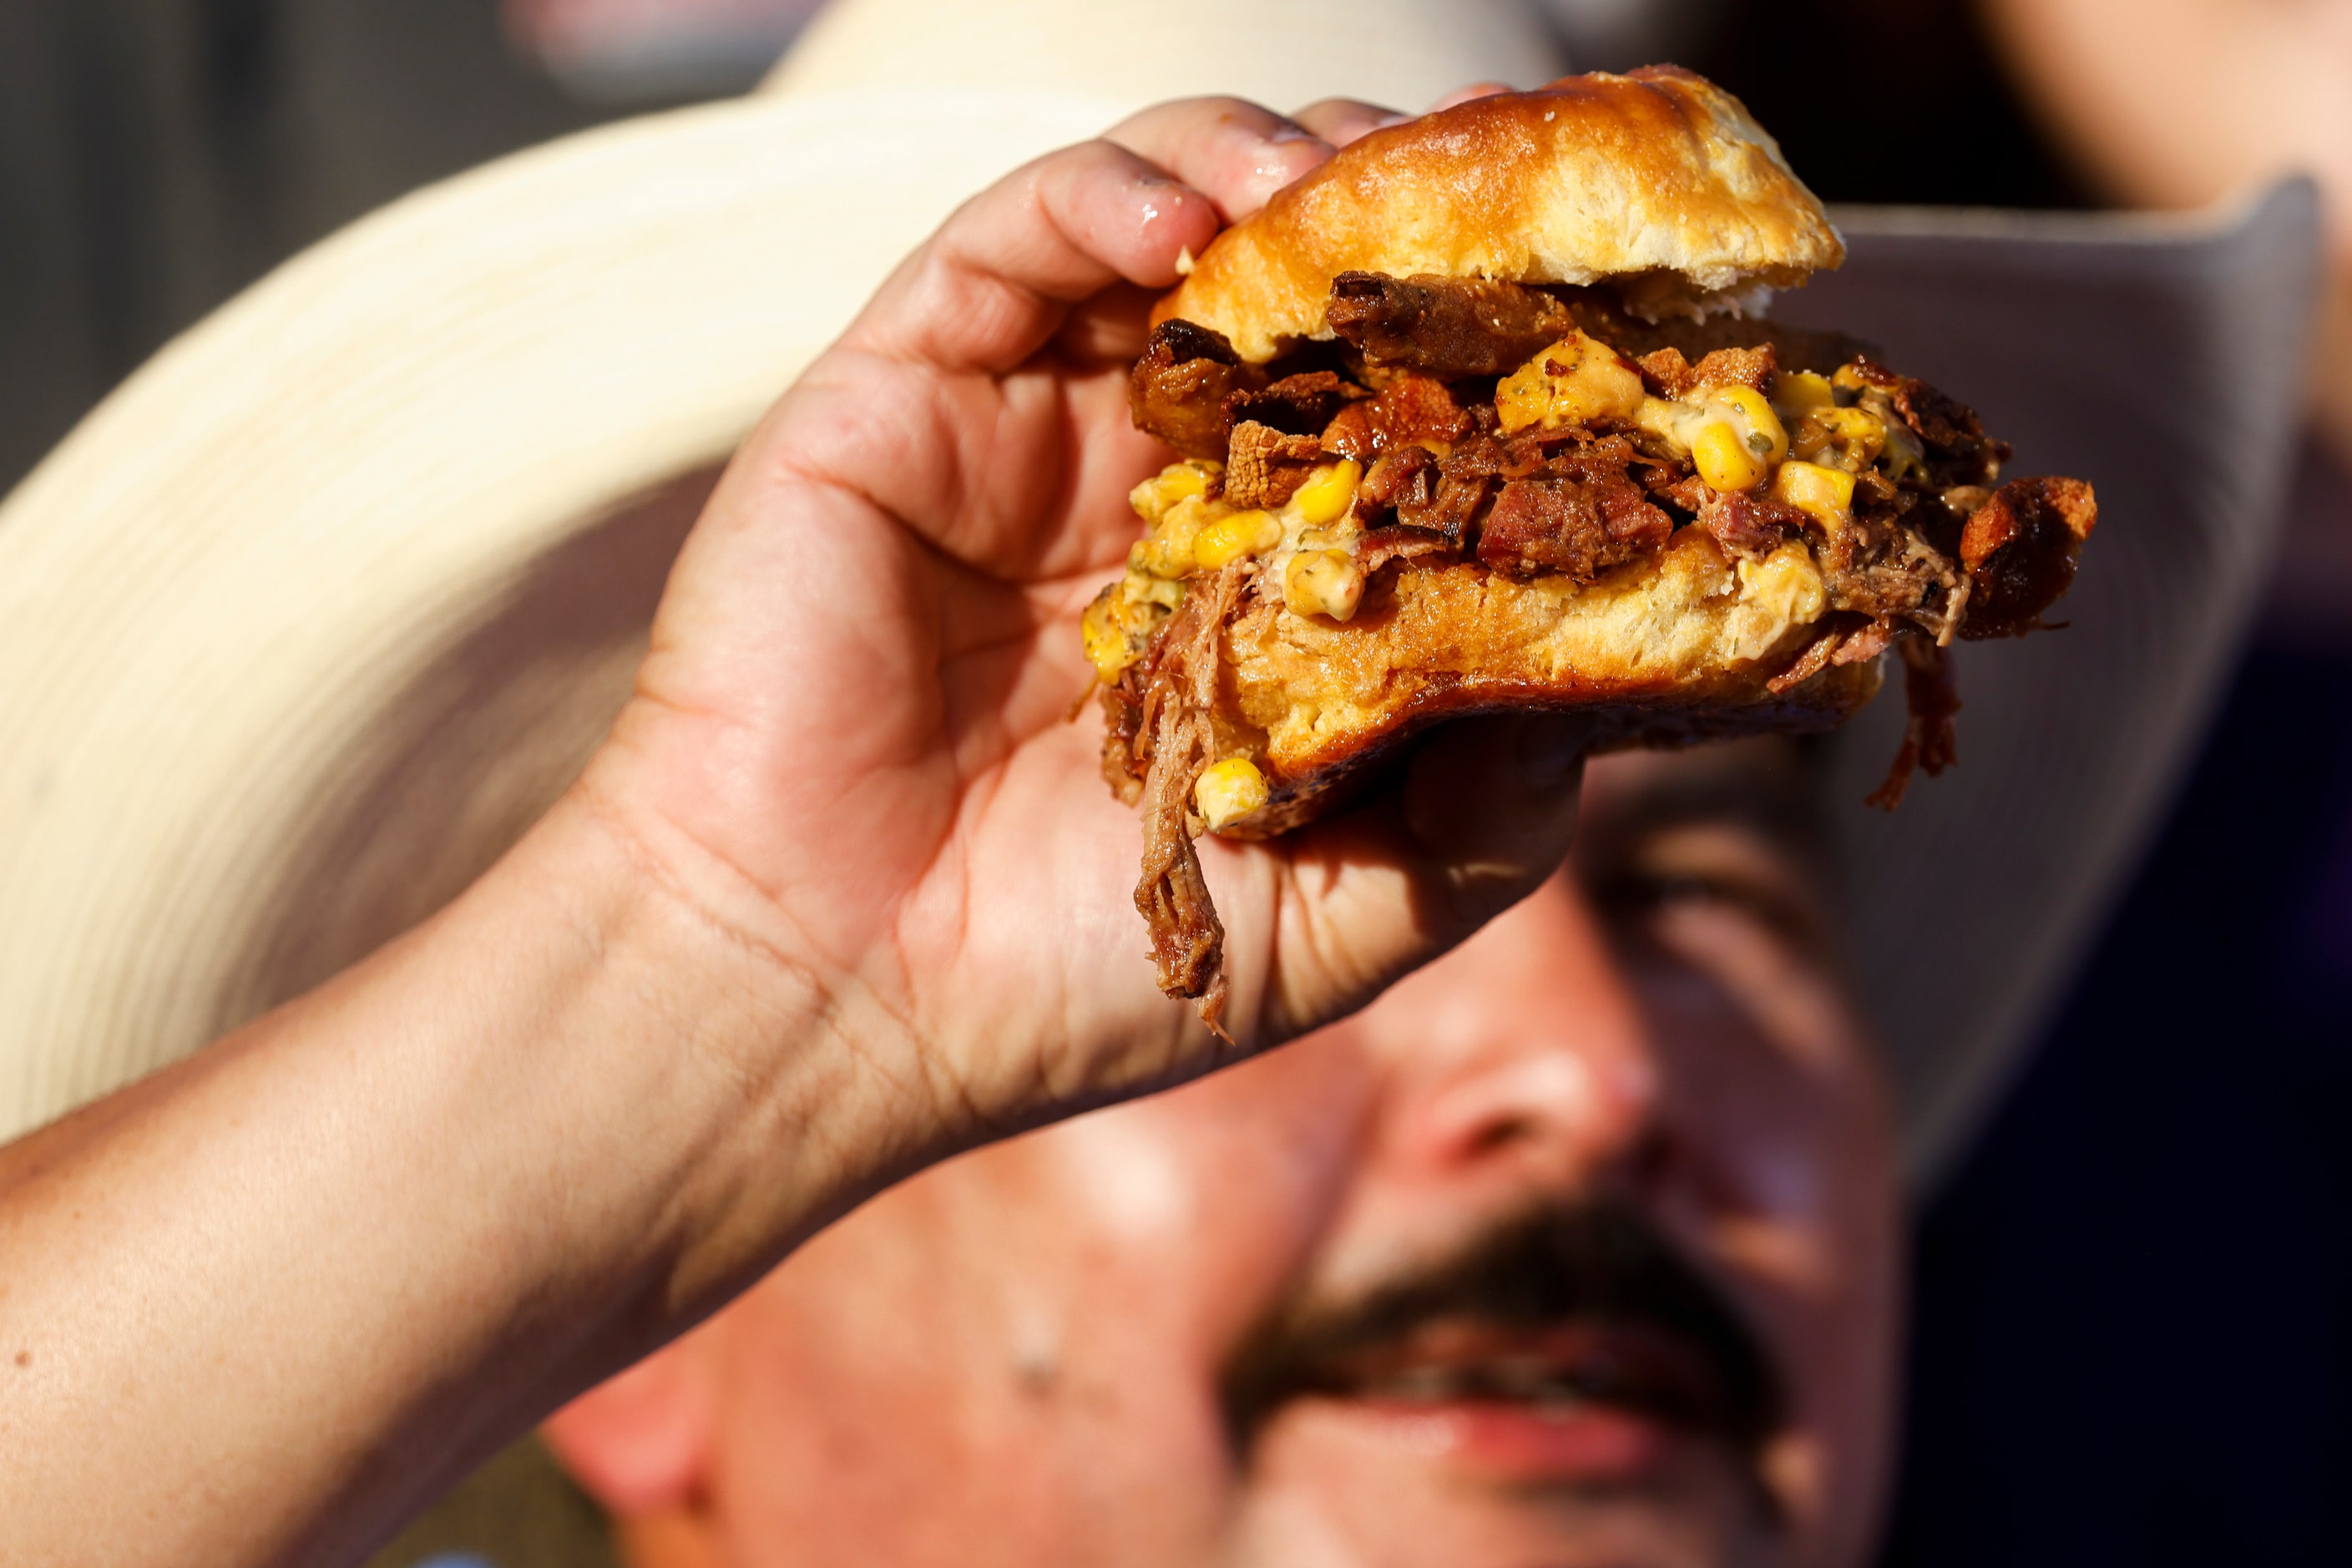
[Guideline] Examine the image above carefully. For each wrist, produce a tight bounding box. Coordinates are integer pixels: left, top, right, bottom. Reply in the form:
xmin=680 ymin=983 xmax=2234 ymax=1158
xmin=520 ymin=771 xmax=949 ymax=1311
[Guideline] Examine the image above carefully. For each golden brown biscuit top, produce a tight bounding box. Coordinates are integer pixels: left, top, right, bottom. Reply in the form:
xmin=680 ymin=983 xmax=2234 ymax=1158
xmin=1152 ymin=67 xmax=1845 ymax=362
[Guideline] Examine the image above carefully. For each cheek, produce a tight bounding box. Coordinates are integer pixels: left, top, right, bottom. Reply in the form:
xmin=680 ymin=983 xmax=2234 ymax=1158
xmin=701 ymin=1044 xmax=1383 ymax=1559
xmin=1627 ymin=928 xmax=1904 ymax=1550
xmin=1044 ymin=1037 xmax=1382 ymax=1352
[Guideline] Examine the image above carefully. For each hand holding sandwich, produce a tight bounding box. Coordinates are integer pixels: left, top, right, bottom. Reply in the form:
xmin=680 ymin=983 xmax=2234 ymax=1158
xmin=577 ymin=90 xmax=1598 ymax=1141
xmin=0 ymin=95 xmax=1591 ymax=1568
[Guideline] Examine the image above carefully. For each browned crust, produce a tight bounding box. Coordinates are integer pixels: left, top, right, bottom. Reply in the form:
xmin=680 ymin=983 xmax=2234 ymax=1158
xmin=1154 ymin=68 xmax=1845 ymax=362
xmin=1185 ymin=536 xmax=1879 ymax=838
xmin=1216 ymin=661 xmax=1883 ymax=840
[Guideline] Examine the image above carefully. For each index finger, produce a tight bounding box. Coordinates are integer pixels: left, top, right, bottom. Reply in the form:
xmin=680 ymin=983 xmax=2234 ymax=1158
xmin=839 ymin=135 xmax=1219 ymax=375
xmin=840 ymin=97 xmax=1338 ymax=377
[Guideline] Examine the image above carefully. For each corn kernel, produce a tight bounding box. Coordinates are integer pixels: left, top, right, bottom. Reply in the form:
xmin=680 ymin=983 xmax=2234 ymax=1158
xmin=1192 ymin=508 xmax=1282 ymax=570
xmin=1878 ymin=417 xmax=1927 ymax=481
xmin=1774 ymin=371 xmax=1836 ymax=417
xmin=1138 ymin=512 xmax=1201 ymax=578
xmin=1195 ymin=756 xmax=1270 ymax=832
xmin=1131 ymin=569 xmax=1183 ymax=611
xmin=1771 ymin=459 xmax=1855 ymax=528
xmin=1495 ymin=331 xmax=1646 ymax=434
xmin=1080 ymin=586 xmax=1136 ymax=680
xmin=1693 ymin=420 xmax=1768 ymax=493
xmin=1705 ymin=385 xmax=1788 ymax=464
xmin=1791 ymin=406 xmax=1885 ymax=472
xmin=1128 ymin=460 xmax=1214 ymax=524
xmin=1292 ymin=460 xmax=1362 ymax=526
xmin=1283 ymin=549 xmax=1366 ymax=622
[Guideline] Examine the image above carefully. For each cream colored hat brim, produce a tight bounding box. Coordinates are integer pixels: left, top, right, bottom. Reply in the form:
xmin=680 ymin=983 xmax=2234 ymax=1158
xmin=0 ymin=87 xmax=1127 ymax=1130
xmin=764 ymin=0 xmax=1566 ymax=109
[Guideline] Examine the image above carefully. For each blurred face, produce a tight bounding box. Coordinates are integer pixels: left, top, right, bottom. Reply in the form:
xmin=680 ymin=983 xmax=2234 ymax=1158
xmin=549 ymin=743 xmax=1903 ymax=1568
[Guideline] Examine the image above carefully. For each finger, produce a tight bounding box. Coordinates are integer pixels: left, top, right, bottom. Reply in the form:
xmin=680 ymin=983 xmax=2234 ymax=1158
xmin=1250 ymin=712 xmax=1593 ymax=1039
xmin=1104 ymin=96 xmax=1335 ymax=223
xmin=1291 ymin=97 xmax=1411 ymax=148
xmin=1429 ymin=81 xmax=1517 ymax=112
xmin=844 ymin=139 xmax=1222 ymax=374
xmin=1050 ymin=281 xmax=1159 ymax=369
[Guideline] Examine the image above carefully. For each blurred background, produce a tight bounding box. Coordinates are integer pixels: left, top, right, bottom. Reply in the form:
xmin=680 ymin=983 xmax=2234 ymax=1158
xmin=5 ymin=3 xmax=2347 ymax=1561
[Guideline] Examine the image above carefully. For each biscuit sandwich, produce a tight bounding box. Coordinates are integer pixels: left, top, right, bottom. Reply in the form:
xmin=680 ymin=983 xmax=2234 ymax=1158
xmin=1085 ymin=67 xmax=2099 ymax=1025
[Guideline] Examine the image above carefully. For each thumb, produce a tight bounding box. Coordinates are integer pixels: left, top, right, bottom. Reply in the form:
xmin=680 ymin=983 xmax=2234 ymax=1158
xmin=1399 ymin=711 xmax=1594 ymax=928
xmin=1242 ymin=711 xmax=1592 ymax=1041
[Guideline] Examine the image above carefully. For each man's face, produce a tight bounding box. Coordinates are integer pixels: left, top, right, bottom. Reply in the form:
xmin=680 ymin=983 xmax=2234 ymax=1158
xmin=549 ymin=744 xmax=1903 ymax=1568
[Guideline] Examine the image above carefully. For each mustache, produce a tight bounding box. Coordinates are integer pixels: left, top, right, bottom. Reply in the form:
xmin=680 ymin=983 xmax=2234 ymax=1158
xmin=1216 ymin=1201 xmax=1785 ymax=1457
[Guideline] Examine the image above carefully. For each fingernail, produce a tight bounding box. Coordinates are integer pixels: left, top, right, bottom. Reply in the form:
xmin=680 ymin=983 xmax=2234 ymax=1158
xmin=1514 ymin=715 xmax=1592 ymax=790
xmin=1373 ymin=110 xmax=1414 ymax=129
xmin=1264 ymin=120 xmax=1325 ymax=146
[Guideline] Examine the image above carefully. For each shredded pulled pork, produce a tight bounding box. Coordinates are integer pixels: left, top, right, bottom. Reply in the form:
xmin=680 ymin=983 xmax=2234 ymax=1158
xmin=1867 ymin=635 xmax=1963 ymax=809
xmin=1121 ymin=564 xmax=1246 ymax=1034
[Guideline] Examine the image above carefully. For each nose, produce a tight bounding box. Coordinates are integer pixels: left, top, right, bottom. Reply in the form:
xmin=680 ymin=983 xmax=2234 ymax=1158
xmin=1370 ymin=873 xmax=1660 ymax=1196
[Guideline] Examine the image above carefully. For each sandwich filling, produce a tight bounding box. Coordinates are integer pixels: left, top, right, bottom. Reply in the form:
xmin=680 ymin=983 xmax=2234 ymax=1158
xmin=1090 ymin=271 xmax=2097 ymax=1025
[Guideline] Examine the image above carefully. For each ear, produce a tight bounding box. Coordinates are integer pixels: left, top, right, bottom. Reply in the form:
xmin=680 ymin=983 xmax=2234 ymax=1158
xmin=542 ymin=1340 xmax=713 ymax=1518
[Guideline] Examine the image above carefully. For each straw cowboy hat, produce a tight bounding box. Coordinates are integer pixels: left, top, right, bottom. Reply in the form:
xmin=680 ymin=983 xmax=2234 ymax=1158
xmin=0 ymin=0 xmax=2322 ymax=1186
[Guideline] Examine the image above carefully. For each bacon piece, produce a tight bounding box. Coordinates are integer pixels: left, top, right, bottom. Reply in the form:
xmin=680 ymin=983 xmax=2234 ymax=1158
xmin=1766 ymin=614 xmax=1899 ymax=696
xmin=1834 ymin=616 xmax=1899 ymax=666
xmin=1634 ymin=342 xmax=1778 ymax=400
xmin=1768 ymin=620 xmax=1848 ymax=695
xmin=1636 ymin=347 xmax=1698 ymax=399
xmin=1225 ymin=420 xmax=1324 ymax=509
xmin=1324 ymin=271 xmax=1576 ymax=377
xmin=1957 ymin=476 xmax=2099 ymax=640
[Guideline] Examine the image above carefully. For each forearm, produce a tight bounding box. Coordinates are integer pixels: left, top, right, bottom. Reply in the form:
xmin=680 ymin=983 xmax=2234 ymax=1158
xmin=0 ymin=792 xmax=881 ymax=1567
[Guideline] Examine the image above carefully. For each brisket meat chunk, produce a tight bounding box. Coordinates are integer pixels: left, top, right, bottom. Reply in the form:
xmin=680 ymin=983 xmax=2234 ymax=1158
xmin=1130 ymin=320 xmax=1261 ymax=460
xmin=1226 ymin=420 xmax=1324 ymax=508
xmin=1326 ymin=271 xmax=1577 ymax=377
xmin=1226 ymin=370 xmax=1364 ymax=440
xmin=1322 ymin=373 xmax=1474 ymax=460
xmin=1476 ymin=435 xmax=1670 ymax=580
xmin=1958 ymin=475 xmax=2099 ymax=639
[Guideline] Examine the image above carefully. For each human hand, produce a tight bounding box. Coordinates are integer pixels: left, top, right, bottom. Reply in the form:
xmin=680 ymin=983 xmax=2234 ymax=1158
xmin=577 ymin=97 xmax=1592 ymax=1180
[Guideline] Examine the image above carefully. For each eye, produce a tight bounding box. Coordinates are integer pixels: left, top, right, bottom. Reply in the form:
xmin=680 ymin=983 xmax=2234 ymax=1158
xmin=1585 ymin=828 xmax=1831 ymax=960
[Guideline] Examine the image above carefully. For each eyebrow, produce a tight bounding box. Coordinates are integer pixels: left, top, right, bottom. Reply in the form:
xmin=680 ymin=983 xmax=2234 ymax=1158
xmin=1576 ymin=747 xmax=1826 ymax=868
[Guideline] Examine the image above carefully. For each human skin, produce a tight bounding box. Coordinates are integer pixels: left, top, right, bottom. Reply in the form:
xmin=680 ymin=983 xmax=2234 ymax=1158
xmin=0 ymin=97 xmax=1592 ymax=1568
xmin=546 ymin=744 xmax=1904 ymax=1568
